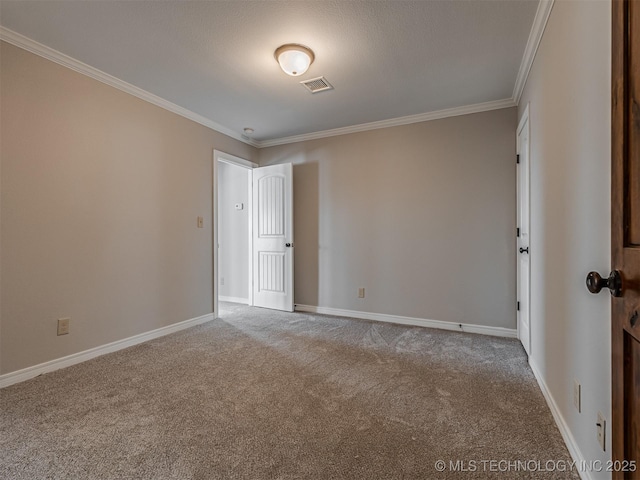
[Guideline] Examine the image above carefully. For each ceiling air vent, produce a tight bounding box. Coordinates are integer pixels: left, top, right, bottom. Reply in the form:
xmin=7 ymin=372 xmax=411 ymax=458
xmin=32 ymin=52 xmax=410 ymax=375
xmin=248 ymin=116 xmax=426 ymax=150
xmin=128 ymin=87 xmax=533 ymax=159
xmin=300 ymin=76 xmax=333 ymax=94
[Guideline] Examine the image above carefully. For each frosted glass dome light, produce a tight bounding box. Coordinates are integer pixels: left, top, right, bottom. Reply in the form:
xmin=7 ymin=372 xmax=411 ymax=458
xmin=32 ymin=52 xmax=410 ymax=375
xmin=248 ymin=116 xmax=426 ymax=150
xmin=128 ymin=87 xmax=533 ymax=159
xmin=275 ymin=44 xmax=315 ymax=76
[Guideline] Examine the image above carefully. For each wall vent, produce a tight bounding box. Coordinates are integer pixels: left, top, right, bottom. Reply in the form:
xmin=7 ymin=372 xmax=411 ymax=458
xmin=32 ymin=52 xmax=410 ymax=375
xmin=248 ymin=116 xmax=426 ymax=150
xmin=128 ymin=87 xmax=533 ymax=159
xmin=300 ymin=76 xmax=333 ymax=94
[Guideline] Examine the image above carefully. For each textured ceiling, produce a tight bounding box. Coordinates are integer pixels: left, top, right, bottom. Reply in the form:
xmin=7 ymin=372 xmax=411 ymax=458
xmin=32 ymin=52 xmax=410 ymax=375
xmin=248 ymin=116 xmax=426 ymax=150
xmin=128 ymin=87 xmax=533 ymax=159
xmin=0 ymin=0 xmax=539 ymax=143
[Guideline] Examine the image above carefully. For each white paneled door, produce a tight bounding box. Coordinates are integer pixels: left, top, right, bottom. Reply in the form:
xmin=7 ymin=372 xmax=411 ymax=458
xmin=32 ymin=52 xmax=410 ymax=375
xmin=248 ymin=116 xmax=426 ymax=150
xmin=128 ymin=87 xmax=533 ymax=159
xmin=252 ymin=163 xmax=294 ymax=312
xmin=517 ymin=107 xmax=531 ymax=356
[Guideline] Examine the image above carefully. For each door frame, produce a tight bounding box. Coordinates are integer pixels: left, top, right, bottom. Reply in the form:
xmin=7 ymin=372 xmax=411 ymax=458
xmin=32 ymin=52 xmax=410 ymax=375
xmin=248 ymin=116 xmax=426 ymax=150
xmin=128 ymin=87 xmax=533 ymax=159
xmin=212 ymin=150 xmax=258 ymax=318
xmin=516 ymin=104 xmax=531 ymax=355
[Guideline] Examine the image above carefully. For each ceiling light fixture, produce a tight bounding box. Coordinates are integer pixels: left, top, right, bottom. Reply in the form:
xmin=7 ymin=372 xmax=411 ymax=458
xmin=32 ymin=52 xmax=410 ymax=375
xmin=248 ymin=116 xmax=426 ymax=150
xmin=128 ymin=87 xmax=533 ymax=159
xmin=274 ymin=44 xmax=315 ymax=77
xmin=243 ymin=127 xmax=254 ymax=135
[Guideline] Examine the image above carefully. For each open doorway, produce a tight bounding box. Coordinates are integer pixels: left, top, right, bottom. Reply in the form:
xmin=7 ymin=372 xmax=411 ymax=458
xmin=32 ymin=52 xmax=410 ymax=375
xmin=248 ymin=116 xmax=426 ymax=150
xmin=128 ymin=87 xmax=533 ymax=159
xmin=213 ymin=151 xmax=257 ymax=318
xmin=213 ymin=151 xmax=295 ymax=318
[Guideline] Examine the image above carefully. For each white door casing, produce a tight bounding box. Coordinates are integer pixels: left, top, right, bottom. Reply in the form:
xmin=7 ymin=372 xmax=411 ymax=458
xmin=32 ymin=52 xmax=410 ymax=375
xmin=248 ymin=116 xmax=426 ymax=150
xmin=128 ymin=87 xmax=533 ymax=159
xmin=516 ymin=105 xmax=531 ymax=355
xmin=212 ymin=150 xmax=258 ymax=318
xmin=252 ymin=163 xmax=294 ymax=312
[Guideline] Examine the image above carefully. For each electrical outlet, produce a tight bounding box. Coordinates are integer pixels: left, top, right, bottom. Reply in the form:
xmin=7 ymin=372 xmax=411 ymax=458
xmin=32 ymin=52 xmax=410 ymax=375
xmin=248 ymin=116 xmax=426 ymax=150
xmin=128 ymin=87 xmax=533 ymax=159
xmin=57 ymin=318 xmax=70 ymax=336
xmin=197 ymin=216 xmax=204 ymax=228
xmin=573 ymin=379 xmax=581 ymax=412
xmin=597 ymin=412 xmax=606 ymax=451
xmin=220 ymin=277 xmax=225 ymax=286
xmin=358 ymin=287 xmax=365 ymax=298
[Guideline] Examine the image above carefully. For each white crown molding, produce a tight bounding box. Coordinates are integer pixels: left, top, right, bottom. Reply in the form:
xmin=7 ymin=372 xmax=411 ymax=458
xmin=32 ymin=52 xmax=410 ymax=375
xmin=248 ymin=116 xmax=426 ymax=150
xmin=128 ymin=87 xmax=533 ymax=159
xmin=512 ymin=0 xmax=555 ymax=104
xmin=0 ymin=27 xmax=260 ymax=148
xmin=0 ymin=313 xmax=214 ymax=389
xmin=256 ymin=98 xmax=517 ymax=148
xmin=2 ymin=21 xmax=538 ymax=150
xmin=295 ymin=304 xmax=517 ymax=338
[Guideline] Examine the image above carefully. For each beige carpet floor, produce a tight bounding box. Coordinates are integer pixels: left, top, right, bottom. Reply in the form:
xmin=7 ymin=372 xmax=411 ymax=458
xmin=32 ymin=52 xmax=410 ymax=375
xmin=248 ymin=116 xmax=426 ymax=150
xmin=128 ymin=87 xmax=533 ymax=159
xmin=1 ymin=303 xmax=578 ymax=479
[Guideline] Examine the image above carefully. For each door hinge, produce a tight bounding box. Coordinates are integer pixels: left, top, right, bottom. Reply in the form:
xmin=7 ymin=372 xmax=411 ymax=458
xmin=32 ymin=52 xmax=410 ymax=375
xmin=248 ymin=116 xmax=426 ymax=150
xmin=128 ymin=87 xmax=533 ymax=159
xmin=517 ymin=227 xmax=520 ymax=237
xmin=516 ymin=154 xmax=520 ymax=164
xmin=517 ymin=301 xmax=520 ymax=311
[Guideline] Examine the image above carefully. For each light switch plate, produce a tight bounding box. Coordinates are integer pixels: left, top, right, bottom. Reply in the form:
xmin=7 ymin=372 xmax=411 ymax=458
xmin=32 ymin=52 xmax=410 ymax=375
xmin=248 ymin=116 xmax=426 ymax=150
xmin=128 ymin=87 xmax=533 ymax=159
xmin=57 ymin=318 xmax=70 ymax=336
xmin=197 ymin=216 xmax=204 ymax=228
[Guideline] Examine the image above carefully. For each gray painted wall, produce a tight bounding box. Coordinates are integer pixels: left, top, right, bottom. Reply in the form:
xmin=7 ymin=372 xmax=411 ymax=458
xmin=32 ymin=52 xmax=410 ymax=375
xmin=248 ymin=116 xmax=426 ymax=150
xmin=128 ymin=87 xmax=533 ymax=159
xmin=518 ymin=0 xmax=611 ymax=466
xmin=259 ymin=107 xmax=517 ymax=329
xmin=0 ymin=42 xmax=257 ymax=374
xmin=218 ymin=161 xmax=249 ymax=301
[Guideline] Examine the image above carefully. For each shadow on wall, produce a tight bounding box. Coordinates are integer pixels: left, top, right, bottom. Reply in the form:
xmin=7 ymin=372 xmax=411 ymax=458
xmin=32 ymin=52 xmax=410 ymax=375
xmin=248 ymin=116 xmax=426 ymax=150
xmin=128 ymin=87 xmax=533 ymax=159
xmin=293 ymin=162 xmax=319 ymax=307
xmin=260 ymin=148 xmax=321 ymax=308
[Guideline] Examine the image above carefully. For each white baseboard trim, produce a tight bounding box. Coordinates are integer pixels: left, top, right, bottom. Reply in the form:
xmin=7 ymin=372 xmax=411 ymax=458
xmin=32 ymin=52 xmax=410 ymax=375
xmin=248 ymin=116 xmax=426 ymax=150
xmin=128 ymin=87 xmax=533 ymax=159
xmin=529 ymin=359 xmax=592 ymax=480
xmin=294 ymin=304 xmax=517 ymax=338
xmin=219 ymin=296 xmax=250 ymax=305
xmin=0 ymin=313 xmax=214 ymax=389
